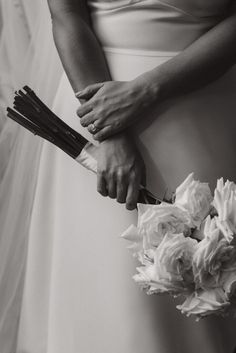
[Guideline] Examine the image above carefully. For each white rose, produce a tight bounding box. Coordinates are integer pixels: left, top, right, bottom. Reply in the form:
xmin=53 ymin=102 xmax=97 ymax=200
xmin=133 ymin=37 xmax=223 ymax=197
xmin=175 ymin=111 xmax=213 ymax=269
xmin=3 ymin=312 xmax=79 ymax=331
xmin=192 ymin=216 xmax=236 ymax=290
xmin=134 ymin=233 xmax=198 ymax=295
xmin=221 ymin=269 xmax=236 ymax=297
xmin=133 ymin=264 xmax=185 ymax=295
xmin=212 ymin=178 xmax=236 ymax=242
xmin=175 ymin=173 xmax=213 ymax=228
xmin=121 ymin=224 xmax=144 ymax=258
xmin=177 ymin=288 xmax=229 ymax=318
xmin=137 ymin=203 xmax=192 ymax=249
xmin=121 ymin=203 xmax=192 ymax=265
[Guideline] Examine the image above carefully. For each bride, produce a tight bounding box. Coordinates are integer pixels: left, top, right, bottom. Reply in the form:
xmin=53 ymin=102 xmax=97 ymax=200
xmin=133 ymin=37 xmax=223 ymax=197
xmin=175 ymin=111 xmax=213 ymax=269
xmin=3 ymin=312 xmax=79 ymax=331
xmin=1 ymin=0 xmax=236 ymax=352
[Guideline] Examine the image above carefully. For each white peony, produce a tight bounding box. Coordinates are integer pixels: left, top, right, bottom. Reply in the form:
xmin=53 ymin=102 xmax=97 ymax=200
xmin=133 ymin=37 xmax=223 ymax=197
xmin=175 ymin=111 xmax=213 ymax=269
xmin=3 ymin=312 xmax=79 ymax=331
xmin=134 ymin=233 xmax=198 ymax=295
xmin=212 ymin=178 xmax=236 ymax=242
xmin=175 ymin=173 xmax=213 ymax=228
xmin=192 ymin=216 xmax=236 ymax=290
xmin=177 ymin=288 xmax=230 ymax=318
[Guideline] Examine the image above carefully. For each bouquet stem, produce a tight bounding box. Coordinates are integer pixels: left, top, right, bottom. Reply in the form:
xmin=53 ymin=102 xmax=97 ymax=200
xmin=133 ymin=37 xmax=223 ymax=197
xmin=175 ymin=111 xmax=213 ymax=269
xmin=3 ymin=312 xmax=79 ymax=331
xmin=7 ymin=86 xmax=168 ymax=205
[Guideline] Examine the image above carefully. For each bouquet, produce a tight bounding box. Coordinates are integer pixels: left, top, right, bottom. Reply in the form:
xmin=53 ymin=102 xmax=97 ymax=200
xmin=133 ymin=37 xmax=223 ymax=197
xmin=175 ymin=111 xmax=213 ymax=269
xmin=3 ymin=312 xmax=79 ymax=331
xmin=7 ymin=87 xmax=236 ymax=320
xmin=7 ymin=86 xmax=161 ymax=204
xmin=121 ymin=173 xmax=236 ymax=319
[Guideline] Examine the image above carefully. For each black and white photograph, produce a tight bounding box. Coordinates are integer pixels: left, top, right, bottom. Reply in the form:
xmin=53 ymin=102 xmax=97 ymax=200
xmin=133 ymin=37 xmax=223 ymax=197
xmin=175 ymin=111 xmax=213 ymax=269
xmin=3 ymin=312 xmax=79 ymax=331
xmin=1 ymin=0 xmax=236 ymax=352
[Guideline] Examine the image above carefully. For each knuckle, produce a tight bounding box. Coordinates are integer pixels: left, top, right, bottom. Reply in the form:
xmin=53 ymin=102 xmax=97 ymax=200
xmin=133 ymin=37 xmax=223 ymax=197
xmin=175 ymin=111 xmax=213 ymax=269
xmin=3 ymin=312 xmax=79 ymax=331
xmin=95 ymin=134 xmax=104 ymax=142
xmin=95 ymin=119 xmax=103 ymax=128
xmin=117 ymin=169 xmax=125 ymax=179
xmin=115 ymin=120 xmax=122 ymax=129
xmin=99 ymin=95 xmax=108 ymax=105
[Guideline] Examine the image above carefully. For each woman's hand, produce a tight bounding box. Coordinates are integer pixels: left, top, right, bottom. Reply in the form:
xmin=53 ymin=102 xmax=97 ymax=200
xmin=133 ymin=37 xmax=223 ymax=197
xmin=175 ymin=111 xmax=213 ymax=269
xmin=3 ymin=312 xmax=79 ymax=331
xmin=76 ymin=79 xmax=159 ymax=141
xmin=96 ymin=132 xmax=146 ymax=210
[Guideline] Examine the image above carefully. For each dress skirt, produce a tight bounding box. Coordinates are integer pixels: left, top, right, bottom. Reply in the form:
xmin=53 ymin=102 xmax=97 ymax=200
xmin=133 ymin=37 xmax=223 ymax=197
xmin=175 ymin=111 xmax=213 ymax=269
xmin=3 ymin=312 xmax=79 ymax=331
xmin=16 ymin=44 xmax=236 ymax=353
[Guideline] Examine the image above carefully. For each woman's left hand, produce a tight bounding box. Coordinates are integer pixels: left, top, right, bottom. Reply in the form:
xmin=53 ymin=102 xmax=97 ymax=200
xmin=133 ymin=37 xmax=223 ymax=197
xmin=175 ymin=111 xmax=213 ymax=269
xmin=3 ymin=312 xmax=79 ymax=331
xmin=76 ymin=79 xmax=158 ymax=141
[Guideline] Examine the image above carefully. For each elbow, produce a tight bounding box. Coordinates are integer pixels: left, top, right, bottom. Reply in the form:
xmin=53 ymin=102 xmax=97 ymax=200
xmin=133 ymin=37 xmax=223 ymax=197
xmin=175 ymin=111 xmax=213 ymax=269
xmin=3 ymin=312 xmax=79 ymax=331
xmin=47 ymin=0 xmax=59 ymax=20
xmin=47 ymin=0 xmax=76 ymax=23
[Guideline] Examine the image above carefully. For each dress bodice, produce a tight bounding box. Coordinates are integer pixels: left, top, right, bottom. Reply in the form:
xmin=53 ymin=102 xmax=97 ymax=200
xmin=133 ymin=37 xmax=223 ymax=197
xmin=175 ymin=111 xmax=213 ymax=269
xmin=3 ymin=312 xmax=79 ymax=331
xmin=88 ymin=0 xmax=236 ymax=52
xmin=89 ymin=0 xmax=234 ymax=17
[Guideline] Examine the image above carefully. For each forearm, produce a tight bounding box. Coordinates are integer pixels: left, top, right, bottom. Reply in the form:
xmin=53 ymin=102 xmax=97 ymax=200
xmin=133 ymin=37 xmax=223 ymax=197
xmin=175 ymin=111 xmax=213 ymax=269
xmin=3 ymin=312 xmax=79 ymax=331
xmin=138 ymin=12 xmax=236 ymax=102
xmin=49 ymin=8 xmax=111 ymax=92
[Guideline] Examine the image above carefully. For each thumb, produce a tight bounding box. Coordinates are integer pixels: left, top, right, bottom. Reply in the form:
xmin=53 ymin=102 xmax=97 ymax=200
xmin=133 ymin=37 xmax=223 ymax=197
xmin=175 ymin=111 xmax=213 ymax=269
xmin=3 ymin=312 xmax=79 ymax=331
xmin=75 ymin=82 xmax=104 ymax=100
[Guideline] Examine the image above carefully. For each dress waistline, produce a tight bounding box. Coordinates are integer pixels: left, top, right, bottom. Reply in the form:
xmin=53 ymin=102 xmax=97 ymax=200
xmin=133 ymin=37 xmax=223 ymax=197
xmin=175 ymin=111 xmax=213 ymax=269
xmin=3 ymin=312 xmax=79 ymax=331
xmin=103 ymin=46 xmax=179 ymax=57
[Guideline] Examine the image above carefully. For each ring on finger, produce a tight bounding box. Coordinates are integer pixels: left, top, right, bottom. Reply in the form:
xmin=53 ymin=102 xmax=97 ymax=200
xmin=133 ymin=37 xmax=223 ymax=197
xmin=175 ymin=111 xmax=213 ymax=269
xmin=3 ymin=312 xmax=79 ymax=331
xmin=88 ymin=122 xmax=99 ymax=134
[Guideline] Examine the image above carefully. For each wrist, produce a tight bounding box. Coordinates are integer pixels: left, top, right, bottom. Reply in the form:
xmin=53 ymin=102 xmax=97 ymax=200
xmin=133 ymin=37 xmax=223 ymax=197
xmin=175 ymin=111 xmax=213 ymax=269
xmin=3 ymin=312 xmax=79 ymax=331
xmin=131 ymin=71 xmax=163 ymax=106
xmin=99 ymin=131 xmax=136 ymax=152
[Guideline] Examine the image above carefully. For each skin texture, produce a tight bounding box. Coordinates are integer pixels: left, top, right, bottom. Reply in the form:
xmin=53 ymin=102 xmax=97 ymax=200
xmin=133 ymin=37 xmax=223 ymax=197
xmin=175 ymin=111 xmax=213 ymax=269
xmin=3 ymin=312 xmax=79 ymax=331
xmin=47 ymin=0 xmax=146 ymax=210
xmin=76 ymin=7 xmax=236 ymax=141
xmin=48 ymin=0 xmax=236 ymax=209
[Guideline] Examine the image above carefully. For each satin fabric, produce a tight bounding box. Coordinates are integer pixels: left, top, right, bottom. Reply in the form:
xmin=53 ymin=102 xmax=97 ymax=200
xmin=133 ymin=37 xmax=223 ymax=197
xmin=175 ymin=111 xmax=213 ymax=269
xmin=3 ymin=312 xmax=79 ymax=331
xmin=88 ymin=0 xmax=228 ymax=52
xmin=0 ymin=0 xmax=236 ymax=352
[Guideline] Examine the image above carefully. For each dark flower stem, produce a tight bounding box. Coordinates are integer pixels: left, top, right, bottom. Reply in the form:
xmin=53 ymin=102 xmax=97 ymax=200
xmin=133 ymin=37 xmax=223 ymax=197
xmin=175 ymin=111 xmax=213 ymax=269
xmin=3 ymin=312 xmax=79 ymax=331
xmin=7 ymin=86 xmax=170 ymax=205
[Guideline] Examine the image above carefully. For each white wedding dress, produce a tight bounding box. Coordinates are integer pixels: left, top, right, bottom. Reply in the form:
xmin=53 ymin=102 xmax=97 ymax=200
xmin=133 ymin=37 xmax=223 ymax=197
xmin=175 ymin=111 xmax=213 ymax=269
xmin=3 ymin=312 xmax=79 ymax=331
xmin=1 ymin=1 xmax=236 ymax=353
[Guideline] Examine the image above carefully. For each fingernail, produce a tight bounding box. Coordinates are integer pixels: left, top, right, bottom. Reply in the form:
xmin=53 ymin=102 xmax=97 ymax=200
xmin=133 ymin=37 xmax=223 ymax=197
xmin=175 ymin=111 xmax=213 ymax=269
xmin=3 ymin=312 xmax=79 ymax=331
xmin=126 ymin=204 xmax=135 ymax=211
xmin=75 ymin=91 xmax=83 ymax=98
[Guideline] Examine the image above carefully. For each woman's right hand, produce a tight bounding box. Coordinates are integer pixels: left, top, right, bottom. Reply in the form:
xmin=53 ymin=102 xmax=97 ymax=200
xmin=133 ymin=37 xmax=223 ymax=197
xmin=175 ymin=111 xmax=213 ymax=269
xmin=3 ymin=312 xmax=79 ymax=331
xmin=96 ymin=132 xmax=146 ymax=210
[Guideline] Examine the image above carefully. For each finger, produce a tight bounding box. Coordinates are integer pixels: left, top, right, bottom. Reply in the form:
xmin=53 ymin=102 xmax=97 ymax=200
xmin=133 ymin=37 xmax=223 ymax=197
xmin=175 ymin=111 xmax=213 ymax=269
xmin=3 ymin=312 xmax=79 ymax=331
xmin=116 ymin=174 xmax=128 ymax=204
xmin=107 ymin=176 xmax=117 ymax=199
xmin=75 ymin=83 xmax=105 ymax=100
xmin=93 ymin=126 xmax=114 ymax=141
xmin=76 ymin=102 xmax=93 ymax=118
xmin=97 ymin=173 xmax=108 ymax=197
xmin=126 ymin=176 xmax=140 ymax=210
xmin=87 ymin=123 xmax=100 ymax=134
xmin=80 ymin=113 xmax=96 ymax=128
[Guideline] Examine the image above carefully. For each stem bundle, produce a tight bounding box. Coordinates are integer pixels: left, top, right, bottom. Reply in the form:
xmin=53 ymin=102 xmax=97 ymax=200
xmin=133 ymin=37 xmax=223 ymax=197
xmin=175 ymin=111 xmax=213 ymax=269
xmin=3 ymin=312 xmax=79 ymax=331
xmin=7 ymin=86 xmax=163 ymax=205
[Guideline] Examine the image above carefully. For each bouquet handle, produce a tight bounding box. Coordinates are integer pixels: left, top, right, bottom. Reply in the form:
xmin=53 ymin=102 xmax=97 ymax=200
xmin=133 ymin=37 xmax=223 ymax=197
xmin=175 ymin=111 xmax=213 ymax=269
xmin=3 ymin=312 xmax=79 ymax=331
xmin=76 ymin=142 xmax=160 ymax=204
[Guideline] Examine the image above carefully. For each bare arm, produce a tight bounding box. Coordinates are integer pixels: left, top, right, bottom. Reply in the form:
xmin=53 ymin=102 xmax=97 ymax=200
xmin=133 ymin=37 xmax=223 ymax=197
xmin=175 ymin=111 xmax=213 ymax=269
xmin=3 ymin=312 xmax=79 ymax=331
xmin=138 ymin=8 xmax=236 ymax=101
xmin=47 ymin=0 xmax=145 ymax=210
xmin=47 ymin=0 xmax=111 ymax=91
xmin=76 ymin=8 xmax=236 ymax=140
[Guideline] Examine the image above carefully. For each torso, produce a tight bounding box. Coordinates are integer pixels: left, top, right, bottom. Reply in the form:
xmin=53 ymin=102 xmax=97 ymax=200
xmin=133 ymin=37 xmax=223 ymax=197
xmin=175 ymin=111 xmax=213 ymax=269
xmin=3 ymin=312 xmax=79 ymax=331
xmin=87 ymin=0 xmax=236 ymax=195
xmin=158 ymin=0 xmax=233 ymax=16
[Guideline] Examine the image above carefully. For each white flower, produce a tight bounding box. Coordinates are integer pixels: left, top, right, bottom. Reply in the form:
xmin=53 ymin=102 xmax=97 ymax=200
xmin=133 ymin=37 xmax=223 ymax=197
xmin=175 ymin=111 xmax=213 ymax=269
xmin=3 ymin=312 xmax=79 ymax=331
xmin=121 ymin=203 xmax=193 ymax=263
xmin=221 ymin=270 xmax=236 ymax=297
xmin=175 ymin=173 xmax=213 ymax=228
xmin=134 ymin=233 xmax=198 ymax=295
xmin=212 ymin=178 xmax=236 ymax=242
xmin=177 ymin=288 xmax=229 ymax=318
xmin=137 ymin=203 xmax=192 ymax=248
xmin=192 ymin=216 xmax=236 ymax=290
xmin=121 ymin=224 xmax=143 ymax=257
